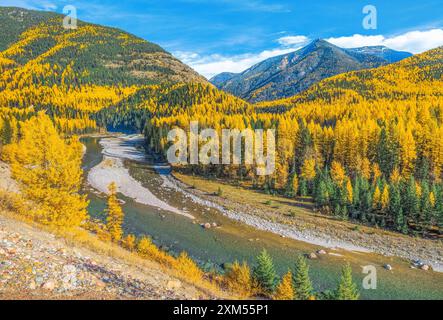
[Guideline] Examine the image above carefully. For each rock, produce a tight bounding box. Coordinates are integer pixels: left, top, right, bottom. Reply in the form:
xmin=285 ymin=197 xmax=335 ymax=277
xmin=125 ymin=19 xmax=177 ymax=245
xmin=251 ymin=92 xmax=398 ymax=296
xmin=317 ymin=249 xmax=327 ymax=255
xmin=63 ymin=264 xmax=77 ymax=274
xmin=307 ymin=253 xmax=318 ymax=259
xmin=420 ymin=264 xmax=430 ymax=271
xmin=383 ymin=264 xmax=393 ymax=271
xmin=28 ymin=280 xmax=37 ymax=290
xmin=93 ymin=278 xmax=106 ymax=290
xmin=166 ymin=280 xmax=182 ymax=290
xmin=212 ymin=222 xmax=218 ymax=228
xmin=202 ymin=223 xmax=211 ymax=229
xmin=42 ymin=280 xmax=56 ymax=291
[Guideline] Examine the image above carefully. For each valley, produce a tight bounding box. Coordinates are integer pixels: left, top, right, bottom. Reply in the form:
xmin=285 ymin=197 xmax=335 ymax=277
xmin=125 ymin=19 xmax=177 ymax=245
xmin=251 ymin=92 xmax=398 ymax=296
xmin=0 ymin=5 xmax=442 ymax=301
xmin=81 ymin=134 xmax=443 ymax=299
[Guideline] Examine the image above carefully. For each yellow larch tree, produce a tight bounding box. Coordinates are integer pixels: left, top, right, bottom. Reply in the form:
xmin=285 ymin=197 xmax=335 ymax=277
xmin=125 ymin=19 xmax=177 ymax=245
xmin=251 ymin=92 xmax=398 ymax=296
xmin=346 ymin=180 xmax=353 ymax=204
xmin=106 ymin=182 xmax=124 ymax=242
xmin=3 ymin=112 xmax=88 ymax=229
xmin=398 ymin=127 xmax=417 ymax=177
xmin=331 ymin=161 xmax=346 ymax=186
xmin=300 ymin=159 xmax=316 ymax=181
xmin=373 ymin=186 xmax=381 ymax=209
xmin=273 ymin=270 xmax=294 ymax=300
xmin=223 ymin=261 xmax=253 ymax=298
xmin=381 ymin=186 xmax=390 ymax=210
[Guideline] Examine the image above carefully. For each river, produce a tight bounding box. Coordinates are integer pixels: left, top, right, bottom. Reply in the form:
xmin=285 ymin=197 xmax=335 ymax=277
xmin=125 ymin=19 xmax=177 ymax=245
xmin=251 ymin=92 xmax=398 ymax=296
xmin=81 ymin=135 xmax=443 ymax=300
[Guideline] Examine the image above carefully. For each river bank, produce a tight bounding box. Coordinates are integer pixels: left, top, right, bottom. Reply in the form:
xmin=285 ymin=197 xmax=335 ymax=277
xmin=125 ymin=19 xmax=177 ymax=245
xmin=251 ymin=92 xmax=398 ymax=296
xmin=87 ymin=136 xmax=193 ymax=219
xmin=172 ymin=172 xmax=443 ymax=272
xmin=84 ymin=134 xmax=443 ymax=272
xmin=81 ymin=135 xmax=443 ymax=299
xmin=0 ymin=211 xmax=213 ymax=300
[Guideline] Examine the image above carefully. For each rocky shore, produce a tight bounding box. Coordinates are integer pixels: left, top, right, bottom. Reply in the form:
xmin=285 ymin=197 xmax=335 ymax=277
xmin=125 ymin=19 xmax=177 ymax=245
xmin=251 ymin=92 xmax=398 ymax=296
xmin=167 ymin=174 xmax=443 ymax=272
xmin=0 ymin=214 xmax=209 ymax=300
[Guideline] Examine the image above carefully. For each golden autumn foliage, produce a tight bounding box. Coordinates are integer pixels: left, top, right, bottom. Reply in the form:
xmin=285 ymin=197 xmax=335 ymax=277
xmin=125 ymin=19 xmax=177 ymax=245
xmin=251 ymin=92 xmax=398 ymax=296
xmin=174 ymin=251 xmax=204 ymax=283
xmin=2 ymin=112 xmax=88 ymax=229
xmin=106 ymin=182 xmax=124 ymax=242
xmin=137 ymin=236 xmax=175 ymax=266
xmin=331 ymin=161 xmax=346 ymax=185
xmin=345 ymin=180 xmax=353 ymax=204
xmin=122 ymin=234 xmax=137 ymax=251
xmin=381 ymin=186 xmax=390 ymax=210
xmin=300 ymin=159 xmax=316 ymax=181
xmin=223 ymin=261 xmax=253 ymax=298
xmin=273 ymin=271 xmax=295 ymax=300
xmin=373 ymin=186 xmax=381 ymax=209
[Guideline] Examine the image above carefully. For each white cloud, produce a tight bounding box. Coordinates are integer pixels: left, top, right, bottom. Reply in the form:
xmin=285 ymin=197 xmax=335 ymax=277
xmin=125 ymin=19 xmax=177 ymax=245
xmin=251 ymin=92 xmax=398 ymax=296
xmin=327 ymin=29 xmax=443 ymax=54
xmin=179 ymin=28 xmax=443 ymax=79
xmin=175 ymin=47 xmax=303 ymax=79
xmin=277 ymin=35 xmax=309 ymax=46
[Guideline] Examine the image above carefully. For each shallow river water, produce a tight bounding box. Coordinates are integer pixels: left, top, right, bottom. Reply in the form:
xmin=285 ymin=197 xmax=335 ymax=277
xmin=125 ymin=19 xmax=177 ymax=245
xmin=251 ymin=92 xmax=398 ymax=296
xmin=81 ymin=136 xmax=443 ymax=300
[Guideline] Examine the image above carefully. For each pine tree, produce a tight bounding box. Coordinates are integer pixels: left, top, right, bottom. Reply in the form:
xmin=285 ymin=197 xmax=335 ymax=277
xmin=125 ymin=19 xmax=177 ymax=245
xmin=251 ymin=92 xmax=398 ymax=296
xmin=335 ymin=264 xmax=360 ymax=300
xmin=106 ymin=182 xmax=124 ymax=242
xmin=252 ymin=249 xmax=278 ymax=296
xmin=403 ymin=177 xmax=419 ymax=224
xmin=273 ymin=270 xmax=294 ymax=300
xmin=293 ymin=255 xmax=314 ymax=300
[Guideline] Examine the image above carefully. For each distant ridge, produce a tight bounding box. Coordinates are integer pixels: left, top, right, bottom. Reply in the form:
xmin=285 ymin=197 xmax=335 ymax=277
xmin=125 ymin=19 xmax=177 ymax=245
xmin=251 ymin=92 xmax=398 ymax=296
xmin=0 ymin=6 xmax=208 ymax=86
xmin=211 ymin=39 xmax=412 ymax=102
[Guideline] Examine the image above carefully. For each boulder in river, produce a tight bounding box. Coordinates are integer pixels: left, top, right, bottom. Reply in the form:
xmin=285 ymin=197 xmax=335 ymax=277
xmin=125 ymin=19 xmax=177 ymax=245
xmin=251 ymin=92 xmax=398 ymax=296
xmin=317 ymin=249 xmax=327 ymax=255
xmin=420 ymin=264 xmax=430 ymax=271
xmin=383 ymin=264 xmax=393 ymax=271
xmin=307 ymin=253 xmax=318 ymax=259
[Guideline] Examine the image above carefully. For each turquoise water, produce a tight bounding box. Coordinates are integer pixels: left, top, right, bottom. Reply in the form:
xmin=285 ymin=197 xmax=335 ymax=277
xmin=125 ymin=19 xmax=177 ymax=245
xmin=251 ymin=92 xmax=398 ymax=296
xmin=82 ymin=137 xmax=443 ymax=300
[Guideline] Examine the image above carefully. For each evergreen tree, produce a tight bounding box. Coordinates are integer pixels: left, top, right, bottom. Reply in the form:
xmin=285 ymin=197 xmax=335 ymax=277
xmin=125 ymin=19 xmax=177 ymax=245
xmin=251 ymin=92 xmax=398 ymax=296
xmin=335 ymin=264 xmax=360 ymax=300
xmin=252 ymin=249 xmax=278 ymax=296
xmin=298 ymin=178 xmax=308 ymax=197
xmin=403 ymin=177 xmax=419 ymax=224
xmin=293 ymin=255 xmax=314 ymax=300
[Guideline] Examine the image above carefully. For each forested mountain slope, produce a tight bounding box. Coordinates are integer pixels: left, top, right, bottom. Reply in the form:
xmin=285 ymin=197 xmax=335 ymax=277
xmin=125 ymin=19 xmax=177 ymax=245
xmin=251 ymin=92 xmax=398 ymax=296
xmin=0 ymin=6 xmax=212 ymax=139
xmin=0 ymin=7 xmax=207 ymax=86
xmin=148 ymin=46 xmax=443 ymax=236
xmin=211 ymin=40 xmax=411 ymax=102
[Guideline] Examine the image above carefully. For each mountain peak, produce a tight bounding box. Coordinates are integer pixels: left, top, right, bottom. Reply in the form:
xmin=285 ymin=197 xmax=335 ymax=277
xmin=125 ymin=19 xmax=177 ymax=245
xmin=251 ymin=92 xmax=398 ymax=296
xmin=211 ymin=40 xmax=413 ymax=102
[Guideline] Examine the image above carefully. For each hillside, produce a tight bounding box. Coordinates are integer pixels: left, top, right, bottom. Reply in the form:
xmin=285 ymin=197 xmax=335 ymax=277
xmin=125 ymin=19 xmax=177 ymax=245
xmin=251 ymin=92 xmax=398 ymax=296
xmin=149 ymin=46 xmax=443 ymax=237
xmin=0 ymin=210 xmax=213 ymax=299
xmin=0 ymin=7 xmax=207 ymax=86
xmin=211 ymin=40 xmax=411 ymax=102
xmin=258 ymin=46 xmax=443 ymax=110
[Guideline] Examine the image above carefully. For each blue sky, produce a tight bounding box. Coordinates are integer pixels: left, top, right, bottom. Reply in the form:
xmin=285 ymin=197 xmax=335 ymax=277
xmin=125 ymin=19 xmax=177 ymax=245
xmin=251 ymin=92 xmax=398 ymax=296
xmin=3 ymin=0 xmax=443 ymax=78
